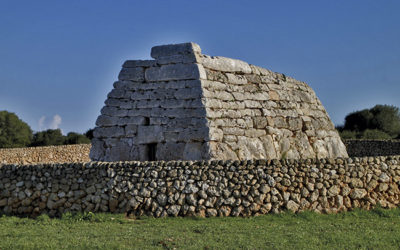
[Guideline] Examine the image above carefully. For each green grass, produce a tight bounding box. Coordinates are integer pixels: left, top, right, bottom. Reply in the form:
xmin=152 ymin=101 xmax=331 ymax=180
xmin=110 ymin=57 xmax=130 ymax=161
xmin=1 ymin=208 xmax=400 ymax=249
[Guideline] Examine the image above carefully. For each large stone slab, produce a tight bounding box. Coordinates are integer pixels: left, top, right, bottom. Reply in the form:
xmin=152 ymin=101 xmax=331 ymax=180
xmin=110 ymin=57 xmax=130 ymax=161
xmin=151 ymin=42 xmax=201 ymax=59
xmin=145 ymin=64 xmax=206 ymax=82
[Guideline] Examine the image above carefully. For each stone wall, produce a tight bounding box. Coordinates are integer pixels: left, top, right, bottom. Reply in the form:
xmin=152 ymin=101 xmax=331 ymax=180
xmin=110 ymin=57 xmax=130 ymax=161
xmin=344 ymin=139 xmax=400 ymax=157
xmin=91 ymin=42 xmax=348 ymax=161
xmin=0 ymin=144 xmax=91 ymax=164
xmin=1 ymin=156 xmax=399 ymax=217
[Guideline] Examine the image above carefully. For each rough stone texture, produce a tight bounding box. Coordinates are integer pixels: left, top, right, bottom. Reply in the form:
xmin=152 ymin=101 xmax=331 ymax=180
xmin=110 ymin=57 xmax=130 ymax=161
xmin=91 ymin=42 xmax=348 ymax=161
xmin=0 ymin=144 xmax=91 ymax=164
xmin=1 ymin=156 xmax=399 ymax=217
xmin=344 ymin=139 xmax=400 ymax=157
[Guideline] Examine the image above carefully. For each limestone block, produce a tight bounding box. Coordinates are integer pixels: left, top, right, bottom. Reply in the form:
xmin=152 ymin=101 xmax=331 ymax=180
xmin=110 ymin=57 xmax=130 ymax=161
xmin=237 ymin=137 xmax=266 ymax=159
xmin=209 ymin=127 xmax=223 ymax=141
xmin=145 ymin=64 xmax=206 ymax=82
xmin=183 ymin=142 xmax=204 ymax=160
xmin=201 ymin=56 xmax=252 ymax=74
xmin=101 ymin=107 xmax=128 ymax=117
xmin=226 ymin=73 xmax=248 ymax=85
xmin=178 ymin=128 xmax=209 ymax=142
xmin=93 ymin=127 xmax=125 ymax=138
xmin=136 ymin=126 xmax=164 ymax=144
xmin=107 ymin=140 xmax=134 ymax=161
xmin=118 ymin=117 xmax=146 ymax=126
xmin=122 ymin=60 xmax=155 ymax=68
xmin=89 ymin=139 xmax=105 ymax=161
xmin=201 ymin=80 xmax=227 ymax=91
xmin=203 ymin=89 xmax=234 ymax=101
xmin=151 ymin=42 xmax=201 ymax=59
xmin=174 ymin=87 xmax=203 ymax=99
xmin=253 ymin=117 xmax=268 ymax=129
xmin=156 ymin=142 xmax=185 ymax=161
xmin=125 ymin=124 xmax=138 ymax=136
xmin=156 ymin=53 xmax=201 ymax=65
xmin=118 ymin=67 xmax=145 ymax=82
xmin=208 ymin=142 xmax=238 ymax=160
xmin=95 ymin=115 xmax=119 ymax=127
xmin=260 ymin=135 xmax=278 ymax=159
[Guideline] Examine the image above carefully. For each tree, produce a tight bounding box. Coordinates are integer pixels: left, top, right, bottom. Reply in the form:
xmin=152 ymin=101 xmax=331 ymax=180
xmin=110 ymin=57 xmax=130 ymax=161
xmin=85 ymin=128 xmax=94 ymax=140
xmin=65 ymin=132 xmax=91 ymax=144
xmin=369 ymin=105 xmax=400 ymax=138
xmin=0 ymin=111 xmax=33 ymax=148
xmin=340 ymin=104 xmax=400 ymax=140
xmin=31 ymin=129 xmax=65 ymax=146
xmin=343 ymin=109 xmax=373 ymax=132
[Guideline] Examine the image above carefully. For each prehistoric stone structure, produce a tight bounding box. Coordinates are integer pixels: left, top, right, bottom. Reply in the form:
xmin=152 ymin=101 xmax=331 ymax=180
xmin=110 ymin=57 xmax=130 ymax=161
xmin=90 ymin=42 xmax=348 ymax=161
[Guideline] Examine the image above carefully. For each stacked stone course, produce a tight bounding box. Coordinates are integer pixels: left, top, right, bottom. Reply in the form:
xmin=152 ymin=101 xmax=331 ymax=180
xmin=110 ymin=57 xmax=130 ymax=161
xmin=91 ymin=42 xmax=348 ymax=161
xmin=0 ymin=144 xmax=91 ymax=165
xmin=344 ymin=139 xmax=400 ymax=157
xmin=1 ymin=156 xmax=399 ymax=217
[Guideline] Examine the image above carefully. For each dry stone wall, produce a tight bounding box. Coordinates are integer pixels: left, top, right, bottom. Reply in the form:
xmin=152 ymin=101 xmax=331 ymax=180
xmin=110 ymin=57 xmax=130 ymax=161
xmin=0 ymin=144 xmax=91 ymax=165
xmin=1 ymin=156 xmax=399 ymax=217
xmin=91 ymin=42 xmax=348 ymax=161
xmin=344 ymin=140 xmax=400 ymax=157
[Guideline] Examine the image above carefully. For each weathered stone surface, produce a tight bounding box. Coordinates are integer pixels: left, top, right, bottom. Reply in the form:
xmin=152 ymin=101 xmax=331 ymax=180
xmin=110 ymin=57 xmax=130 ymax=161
xmin=118 ymin=67 xmax=145 ymax=81
xmin=151 ymin=42 xmax=201 ymax=59
xmin=145 ymin=63 xmax=206 ymax=82
xmin=201 ymin=56 xmax=252 ymax=74
xmin=90 ymin=42 xmax=348 ymax=161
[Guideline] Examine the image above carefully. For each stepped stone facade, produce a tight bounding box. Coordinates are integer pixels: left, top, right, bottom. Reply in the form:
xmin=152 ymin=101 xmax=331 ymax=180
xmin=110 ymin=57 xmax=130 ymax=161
xmin=90 ymin=42 xmax=348 ymax=161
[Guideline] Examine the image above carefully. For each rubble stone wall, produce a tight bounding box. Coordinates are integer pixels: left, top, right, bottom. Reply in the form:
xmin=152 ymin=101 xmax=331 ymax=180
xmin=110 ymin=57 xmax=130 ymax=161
xmin=1 ymin=156 xmax=399 ymax=217
xmin=91 ymin=42 xmax=348 ymax=161
xmin=0 ymin=144 xmax=91 ymax=164
xmin=344 ymin=139 xmax=400 ymax=157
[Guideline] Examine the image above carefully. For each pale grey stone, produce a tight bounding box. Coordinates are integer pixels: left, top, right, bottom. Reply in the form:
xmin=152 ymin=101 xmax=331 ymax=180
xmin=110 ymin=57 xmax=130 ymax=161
xmin=122 ymin=60 xmax=155 ymax=68
xmin=93 ymin=127 xmax=124 ymax=138
xmin=151 ymin=42 xmax=201 ymax=59
xmin=136 ymin=126 xmax=164 ymax=144
xmin=156 ymin=53 xmax=200 ymax=65
xmin=183 ymin=142 xmax=204 ymax=160
xmin=201 ymin=56 xmax=252 ymax=73
xmin=118 ymin=67 xmax=145 ymax=81
xmin=286 ymin=200 xmax=299 ymax=212
xmin=145 ymin=63 xmax=206 ymax=82
xmin=350 ymin=189 xmax=367 ymax=199
xmin=96 ymin=115 xmax=119 ymax=127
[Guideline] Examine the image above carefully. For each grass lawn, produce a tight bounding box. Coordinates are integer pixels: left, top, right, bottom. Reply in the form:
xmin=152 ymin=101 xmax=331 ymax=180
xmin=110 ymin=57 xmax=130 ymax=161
xmin=1 ymin=208 xmax=400 ymax=249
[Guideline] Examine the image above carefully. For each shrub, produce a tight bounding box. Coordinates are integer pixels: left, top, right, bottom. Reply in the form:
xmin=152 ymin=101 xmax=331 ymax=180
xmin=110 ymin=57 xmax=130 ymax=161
xmin=0 ymin=111 xmax=33 ymax=148
xmin=361 ymin=129 xmax=392 ymax=140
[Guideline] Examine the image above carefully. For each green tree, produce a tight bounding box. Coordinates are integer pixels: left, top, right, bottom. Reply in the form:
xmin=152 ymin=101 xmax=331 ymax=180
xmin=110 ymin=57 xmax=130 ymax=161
xmin=31 ymin=129 xmax=65 ymax=146
xmin=85 ymin=128 xmax=94 ymax=140
xmin=369 ymin=105 xmax=400 ymax=138
xmin=340 ymin=104 xmax=400 ymax=140
xmin=65 ymin=132 xmax=91 ymax=144
xmin=0 ymin=111 xmax=33 ymax=148
xmin=343 ymin=109 xmax=373 ymax=132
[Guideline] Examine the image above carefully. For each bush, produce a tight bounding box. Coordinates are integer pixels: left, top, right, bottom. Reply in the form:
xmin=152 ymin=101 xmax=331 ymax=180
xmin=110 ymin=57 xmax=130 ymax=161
xmin=65 ymin=132 xmax=91 ymax=144
xmin=31 ymin=129 xmax=65 ymax=146
xmin=361 ymin=129 xmax=392 ymax=140
xmin=339 ymin=130 xmax=357 ymax=139
xmin=341 ymin=104 xmax=400 ymax=140
xmin=0 ymin=111 xmax=32 ymax=148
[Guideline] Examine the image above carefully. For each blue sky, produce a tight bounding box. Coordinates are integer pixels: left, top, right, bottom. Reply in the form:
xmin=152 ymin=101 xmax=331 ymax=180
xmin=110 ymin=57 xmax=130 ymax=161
xmin=0 ymin=0 xmax=399 ymax=134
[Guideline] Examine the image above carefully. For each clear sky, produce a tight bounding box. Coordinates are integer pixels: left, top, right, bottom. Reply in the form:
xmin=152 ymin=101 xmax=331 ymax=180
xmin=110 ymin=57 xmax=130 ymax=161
xmin=0 ymin=0 xmax=399 ymax=134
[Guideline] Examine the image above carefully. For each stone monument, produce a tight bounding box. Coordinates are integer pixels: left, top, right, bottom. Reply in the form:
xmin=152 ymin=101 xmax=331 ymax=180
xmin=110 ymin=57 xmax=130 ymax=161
xmin=90 ymin=42 xmax=348 ymax=161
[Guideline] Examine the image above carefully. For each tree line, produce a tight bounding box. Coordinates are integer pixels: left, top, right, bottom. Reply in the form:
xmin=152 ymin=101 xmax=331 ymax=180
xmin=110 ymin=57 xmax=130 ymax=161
xmin=0 ymin=110 xmax=93 ymax=148
xmin=337 ymin=104 xmax=400 ymax=140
